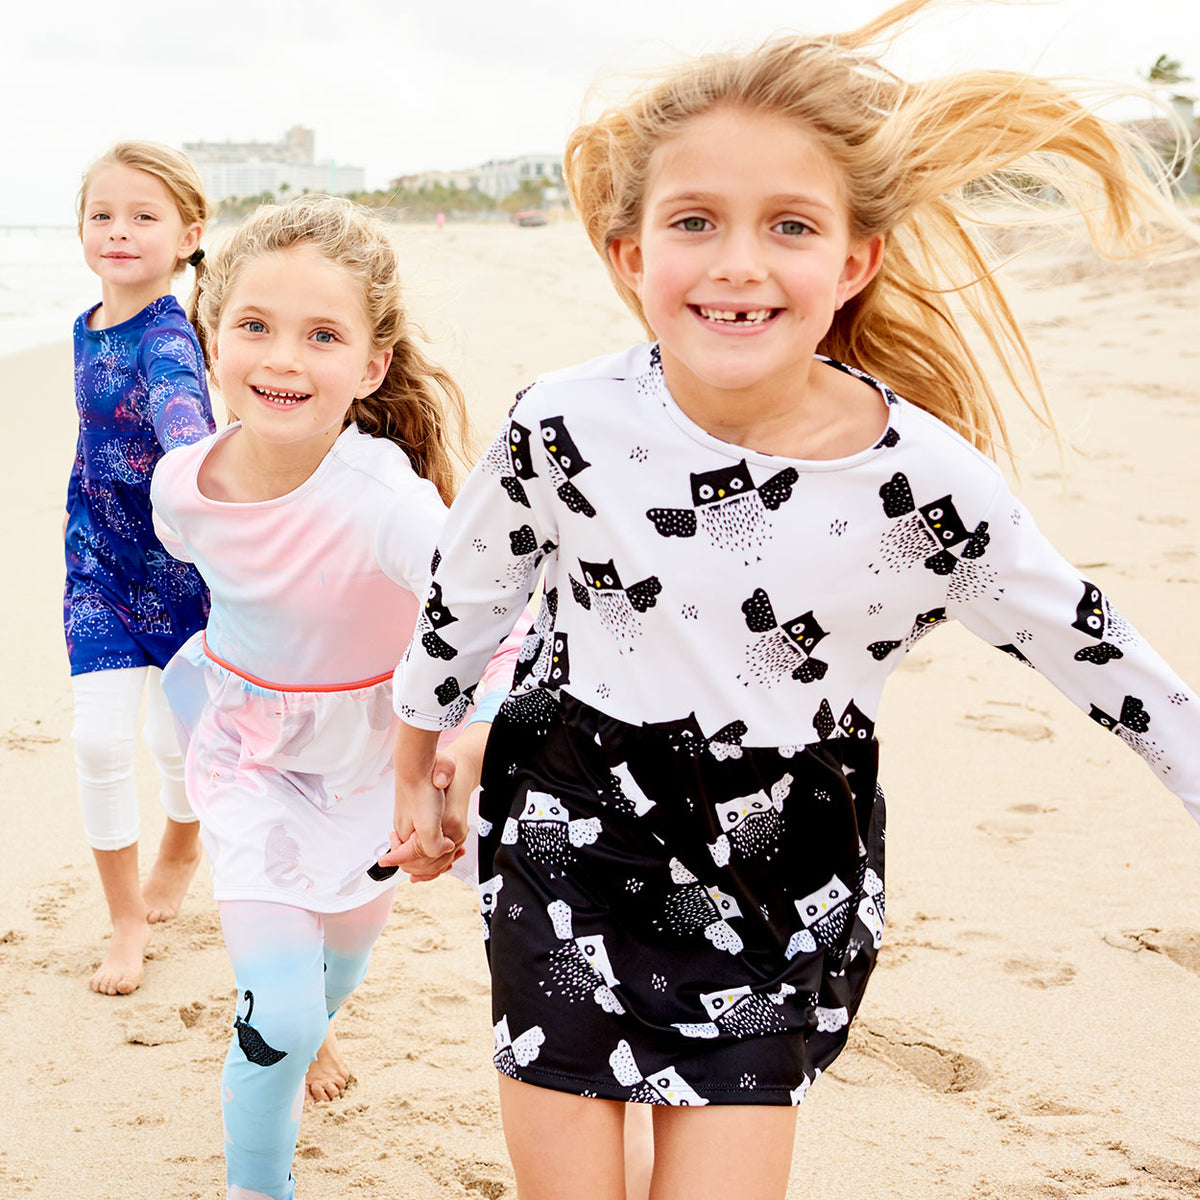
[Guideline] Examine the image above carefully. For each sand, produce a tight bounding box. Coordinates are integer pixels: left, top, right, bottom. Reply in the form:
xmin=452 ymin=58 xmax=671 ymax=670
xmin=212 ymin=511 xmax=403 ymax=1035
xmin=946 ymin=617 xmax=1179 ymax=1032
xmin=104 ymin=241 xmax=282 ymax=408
xmin=2 ymin=219 xmax=1199 ymax=1199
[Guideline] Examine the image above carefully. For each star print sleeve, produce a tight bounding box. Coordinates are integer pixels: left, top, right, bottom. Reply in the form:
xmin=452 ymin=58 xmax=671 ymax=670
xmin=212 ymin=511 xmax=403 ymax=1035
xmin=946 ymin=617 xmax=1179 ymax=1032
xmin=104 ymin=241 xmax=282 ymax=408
xmin=392 ymin=409 xmax=560 ymax=730
xmin=948 ymin=478 xmax=1200 ymax=824
xmin=140 ymin=318 xmax=214 ymax=452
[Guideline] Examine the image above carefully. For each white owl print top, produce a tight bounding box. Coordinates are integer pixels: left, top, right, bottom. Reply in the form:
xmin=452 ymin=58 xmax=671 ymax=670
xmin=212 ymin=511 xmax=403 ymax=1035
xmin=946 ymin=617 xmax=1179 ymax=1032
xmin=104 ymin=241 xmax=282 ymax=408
xmin=393 ymin=343 xmax=1200 ymax=825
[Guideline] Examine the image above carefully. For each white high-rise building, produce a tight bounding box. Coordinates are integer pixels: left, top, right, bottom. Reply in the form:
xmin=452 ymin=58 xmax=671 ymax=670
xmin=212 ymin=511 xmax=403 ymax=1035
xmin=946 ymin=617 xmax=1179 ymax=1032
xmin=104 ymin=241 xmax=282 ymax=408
xmin=184 ymin=126 xmax=365 ymax=202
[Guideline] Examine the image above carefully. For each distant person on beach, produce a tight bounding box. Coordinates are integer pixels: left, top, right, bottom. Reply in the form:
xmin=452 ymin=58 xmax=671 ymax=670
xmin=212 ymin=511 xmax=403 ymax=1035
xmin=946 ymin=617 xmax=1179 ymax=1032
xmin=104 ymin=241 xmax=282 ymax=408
xmin=66 ymin=140 xmax=212 ymax=996
xmin=384 ymin=1 xmax=1200 ymax=1196
xmin=151 ymin=195 xmax=522 ymax=1200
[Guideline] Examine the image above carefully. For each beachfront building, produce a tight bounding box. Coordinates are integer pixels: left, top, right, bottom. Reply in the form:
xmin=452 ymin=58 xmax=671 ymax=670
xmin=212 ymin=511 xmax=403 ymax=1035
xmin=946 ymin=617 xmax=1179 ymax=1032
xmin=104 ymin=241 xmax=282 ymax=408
xmin=477 ymin=154 xmax=564 ymax=201
xmin=184 ymin=126 xmax=365 ymax=202
xmin=392 ymin=167 xmax=482 ymax=193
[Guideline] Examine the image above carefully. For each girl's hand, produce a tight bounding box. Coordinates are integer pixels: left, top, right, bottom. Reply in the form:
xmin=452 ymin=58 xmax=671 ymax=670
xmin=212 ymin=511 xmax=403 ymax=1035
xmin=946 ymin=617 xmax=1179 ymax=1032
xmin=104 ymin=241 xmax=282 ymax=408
xmin=382 ymin=724 xmax=464 ymax=881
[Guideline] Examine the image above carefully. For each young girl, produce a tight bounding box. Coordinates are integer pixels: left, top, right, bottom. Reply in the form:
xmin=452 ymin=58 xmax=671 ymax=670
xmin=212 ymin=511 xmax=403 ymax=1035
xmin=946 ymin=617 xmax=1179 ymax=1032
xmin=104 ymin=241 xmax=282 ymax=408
xmin=387 ymin=3 xmax=1200 ymax=1196
xmin=151 ymin=195 xmax=520 ymax=1200
xmin=67 ymin=140 xmax=213 ymax=995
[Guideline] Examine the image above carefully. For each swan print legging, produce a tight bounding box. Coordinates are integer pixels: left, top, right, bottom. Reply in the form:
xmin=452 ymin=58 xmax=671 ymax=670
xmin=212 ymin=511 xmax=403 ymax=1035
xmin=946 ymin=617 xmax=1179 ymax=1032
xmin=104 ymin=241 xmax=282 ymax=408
xmin=219 ymin=889 xmax=394 ymax=1200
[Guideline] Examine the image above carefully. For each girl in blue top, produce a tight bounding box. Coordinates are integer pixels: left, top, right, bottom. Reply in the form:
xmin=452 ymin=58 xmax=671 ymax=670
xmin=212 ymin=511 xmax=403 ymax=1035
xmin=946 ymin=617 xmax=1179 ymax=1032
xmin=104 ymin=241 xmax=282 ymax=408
xmin=66 ymin=140 xmax=213 ymax=995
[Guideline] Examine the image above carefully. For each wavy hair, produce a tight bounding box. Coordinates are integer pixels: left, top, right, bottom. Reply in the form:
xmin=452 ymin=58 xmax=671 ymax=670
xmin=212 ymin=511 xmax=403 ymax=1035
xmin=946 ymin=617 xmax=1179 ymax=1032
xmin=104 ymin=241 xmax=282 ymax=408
xmin=192 ymin=195 xmax=472 ymax=503
xmin=565 ymin=0 xmax=1195 ymax=459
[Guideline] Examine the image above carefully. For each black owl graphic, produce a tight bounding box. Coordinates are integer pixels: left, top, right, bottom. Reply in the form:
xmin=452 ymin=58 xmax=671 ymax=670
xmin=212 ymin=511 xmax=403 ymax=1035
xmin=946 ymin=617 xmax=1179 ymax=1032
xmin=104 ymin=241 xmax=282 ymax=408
xmin=645 ymin=459 xmax=798 ymax=560
xmin=482 ymin=418 xmax=539 ymax=507
xmin=867 ymin=607 xmax=947 ymax=661
xmin=1089 ymin=694 xmax=1164 ymax=766
xmin=543 ymin=632 xmax=570 ymax=689
xmin=1072 ymin=580 xmax=1132 ymax=664
xmin=504 ymin=524 xmax=557 ymax=586
xmin=570 ymin=558 xmax=661 ymax=653
xmin=740 ymin=588 xmax=829 ymax=687
xmin=540 ymin=416 xmax=596 ymax=516
xmin=513 ymin=588 xmax=558 ymax=690
xmin=812 ymin=699 xmax=875 ymax=742
xmin=641 ymin=711 xmax=748 ymax=762
xmin=873 ymin=473 xmax=995 ymax=602
xmin=434 ymin=675 xmax=478 ymax=723
xmin=419 ymin=581 xmax=459 ymax=660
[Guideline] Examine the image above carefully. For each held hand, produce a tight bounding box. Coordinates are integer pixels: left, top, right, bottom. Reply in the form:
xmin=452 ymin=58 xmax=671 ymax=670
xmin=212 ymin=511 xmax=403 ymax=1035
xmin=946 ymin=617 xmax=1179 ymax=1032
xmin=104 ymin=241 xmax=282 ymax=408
xmin=385 ymin=722 xmax=462 ymax=882
xmin=378 ymin=828 xmax=465 ymax=883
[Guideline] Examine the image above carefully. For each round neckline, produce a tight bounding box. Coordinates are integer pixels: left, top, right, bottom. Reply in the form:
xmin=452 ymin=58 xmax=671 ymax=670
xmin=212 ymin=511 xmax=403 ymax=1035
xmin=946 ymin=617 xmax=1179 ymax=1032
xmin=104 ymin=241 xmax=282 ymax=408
xmin=81 ymin=294 xmax=174 ymax=337
xmin=651 ymin=349 xmax=900 ymax=473
xmin=191 ymin=421 xmax=358 ymax=507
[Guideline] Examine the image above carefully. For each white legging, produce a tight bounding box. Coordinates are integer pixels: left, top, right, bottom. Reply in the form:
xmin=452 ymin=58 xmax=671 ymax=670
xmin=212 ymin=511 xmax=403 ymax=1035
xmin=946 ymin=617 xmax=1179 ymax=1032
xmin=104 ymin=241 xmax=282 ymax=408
xmin=71 ymin=666 xmax=194 ymax=851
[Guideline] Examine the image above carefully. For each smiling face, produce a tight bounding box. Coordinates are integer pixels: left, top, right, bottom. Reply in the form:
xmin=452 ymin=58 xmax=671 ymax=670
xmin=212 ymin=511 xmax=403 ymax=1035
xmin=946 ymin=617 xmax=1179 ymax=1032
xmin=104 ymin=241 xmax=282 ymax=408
xmin=210 ymin=243 xmax=391 ymax=462
xmin=80 ymin=163 xmax=202 ymax=316
xmin=609 ymin=105 xmax=882 ymax=422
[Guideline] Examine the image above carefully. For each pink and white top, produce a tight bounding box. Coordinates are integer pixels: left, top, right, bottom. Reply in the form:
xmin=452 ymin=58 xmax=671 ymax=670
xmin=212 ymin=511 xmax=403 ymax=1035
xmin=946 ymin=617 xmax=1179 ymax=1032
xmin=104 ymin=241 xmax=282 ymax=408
xmin=151 ymin=423 xmax=519 ymax=909
xmin=152 ymin=422 xmax=448 ymax=687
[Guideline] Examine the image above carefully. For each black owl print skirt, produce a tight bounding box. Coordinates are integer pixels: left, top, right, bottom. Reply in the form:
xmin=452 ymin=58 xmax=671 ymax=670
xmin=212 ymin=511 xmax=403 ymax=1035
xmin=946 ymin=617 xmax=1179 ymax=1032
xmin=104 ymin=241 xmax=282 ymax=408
xmin=477 ymin=689 xmax=886 ymax=1106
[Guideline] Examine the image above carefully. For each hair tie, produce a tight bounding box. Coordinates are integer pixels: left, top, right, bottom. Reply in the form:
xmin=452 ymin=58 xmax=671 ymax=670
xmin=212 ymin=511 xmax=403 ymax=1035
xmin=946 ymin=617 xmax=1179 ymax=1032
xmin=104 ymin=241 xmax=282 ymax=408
xmin=187 ymin=248 xmax=206 ymax=267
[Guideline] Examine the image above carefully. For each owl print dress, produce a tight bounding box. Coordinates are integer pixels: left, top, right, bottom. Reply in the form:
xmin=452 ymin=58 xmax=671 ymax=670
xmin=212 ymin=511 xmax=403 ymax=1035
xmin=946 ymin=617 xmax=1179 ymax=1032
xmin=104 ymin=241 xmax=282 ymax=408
xmin=394 ymin=343 xmax=1200 ymax=1106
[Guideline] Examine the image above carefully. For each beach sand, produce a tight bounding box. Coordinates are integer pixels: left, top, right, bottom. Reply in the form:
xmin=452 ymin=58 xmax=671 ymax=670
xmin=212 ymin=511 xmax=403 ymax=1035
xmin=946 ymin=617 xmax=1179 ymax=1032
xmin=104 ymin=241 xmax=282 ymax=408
xmin=2 ymin=219 xmax=1199 ymax=1199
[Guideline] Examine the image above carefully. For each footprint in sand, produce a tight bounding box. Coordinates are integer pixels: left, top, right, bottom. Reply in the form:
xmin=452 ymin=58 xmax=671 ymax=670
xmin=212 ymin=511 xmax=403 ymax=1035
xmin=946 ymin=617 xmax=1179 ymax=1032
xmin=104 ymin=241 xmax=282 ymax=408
xmin=961 ymin=711 xmax=1054 ymax=741
xmin=1103 ymin=928 xmax=1200 ymax=976
xmin=855 ymin=1017 xmax=989 ymax=1093
xmin=1002 ymin=955 xmax=1076 ymax=989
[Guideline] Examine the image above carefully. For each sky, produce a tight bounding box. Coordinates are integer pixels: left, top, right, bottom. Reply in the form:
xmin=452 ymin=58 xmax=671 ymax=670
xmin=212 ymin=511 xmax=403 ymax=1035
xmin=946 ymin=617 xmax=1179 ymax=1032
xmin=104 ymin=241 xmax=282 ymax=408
xmin=3 ymin=0 xmax=1198 ymax=225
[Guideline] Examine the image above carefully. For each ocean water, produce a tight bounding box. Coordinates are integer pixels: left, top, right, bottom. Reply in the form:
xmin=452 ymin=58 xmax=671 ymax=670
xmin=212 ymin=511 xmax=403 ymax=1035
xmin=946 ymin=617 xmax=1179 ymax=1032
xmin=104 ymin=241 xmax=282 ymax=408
xmin=0 ymin=226 xmax=95 ymax=356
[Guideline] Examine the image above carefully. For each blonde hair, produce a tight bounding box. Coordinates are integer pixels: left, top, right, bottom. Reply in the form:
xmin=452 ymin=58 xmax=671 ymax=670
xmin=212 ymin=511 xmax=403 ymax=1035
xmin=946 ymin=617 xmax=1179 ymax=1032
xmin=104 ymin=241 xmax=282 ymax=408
xmin=565 ymin=0 xmax=1195 ymax=459
xmin=192 ymin=195 xmax=472 ymax=503
xmin=77 ymin=141 xmax=209 ymax=284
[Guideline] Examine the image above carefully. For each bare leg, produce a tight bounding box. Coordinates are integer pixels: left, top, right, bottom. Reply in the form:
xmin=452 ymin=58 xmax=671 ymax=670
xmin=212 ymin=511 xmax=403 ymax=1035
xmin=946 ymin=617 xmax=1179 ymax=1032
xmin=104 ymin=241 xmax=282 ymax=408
xmin=498 ymin=1075 xmax=628 ymax=1200
xmin=305 ymin=1024 xmax=351 ymax=1102
xmin=90 ymin=844 xmax=149 ymax=995
xmin=142 ymin=816 xmax=202 ymax=923
xmin=624 ymin=1104 xmax=654 ymax=1200
xmin=648 ymin=1103 xmax=797 ymax=1200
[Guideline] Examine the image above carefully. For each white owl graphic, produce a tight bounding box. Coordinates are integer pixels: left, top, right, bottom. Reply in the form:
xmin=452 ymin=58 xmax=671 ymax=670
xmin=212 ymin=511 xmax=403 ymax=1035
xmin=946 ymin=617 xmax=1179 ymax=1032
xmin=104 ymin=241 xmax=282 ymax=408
xmin=609 ymin=1039 xmax=709 ymax=1106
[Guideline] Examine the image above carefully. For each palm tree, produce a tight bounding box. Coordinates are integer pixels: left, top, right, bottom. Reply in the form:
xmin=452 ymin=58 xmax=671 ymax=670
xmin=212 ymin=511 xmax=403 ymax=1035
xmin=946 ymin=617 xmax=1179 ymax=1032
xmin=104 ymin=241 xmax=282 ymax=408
xmin=1144 ymin=54 xmax=1192 ymax=88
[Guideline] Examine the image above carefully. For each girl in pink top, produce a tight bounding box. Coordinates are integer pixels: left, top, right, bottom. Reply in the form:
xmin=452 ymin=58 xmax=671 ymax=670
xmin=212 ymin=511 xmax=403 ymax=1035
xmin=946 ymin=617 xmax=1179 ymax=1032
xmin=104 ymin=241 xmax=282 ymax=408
xmin=152 ymin=196 xmax=520 ymax=1200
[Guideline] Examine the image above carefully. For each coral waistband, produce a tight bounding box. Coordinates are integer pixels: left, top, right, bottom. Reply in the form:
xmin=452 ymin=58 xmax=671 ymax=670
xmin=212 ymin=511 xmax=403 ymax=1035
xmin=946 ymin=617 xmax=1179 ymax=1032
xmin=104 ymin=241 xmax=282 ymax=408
xmin=200 ymin=634 xmax=394 ymax=694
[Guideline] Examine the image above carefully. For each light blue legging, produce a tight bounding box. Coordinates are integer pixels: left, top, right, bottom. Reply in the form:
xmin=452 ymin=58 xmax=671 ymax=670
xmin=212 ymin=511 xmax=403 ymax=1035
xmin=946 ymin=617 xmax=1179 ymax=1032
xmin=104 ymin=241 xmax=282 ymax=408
xmin=219 ymin=890 xmax=395 ymax=1200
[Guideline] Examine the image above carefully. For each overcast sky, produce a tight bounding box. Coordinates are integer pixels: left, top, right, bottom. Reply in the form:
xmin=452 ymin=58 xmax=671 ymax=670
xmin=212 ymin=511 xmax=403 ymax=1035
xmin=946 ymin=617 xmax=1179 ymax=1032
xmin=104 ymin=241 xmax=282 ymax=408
xmin=3 ymin=0 xmax=1197 ymax=225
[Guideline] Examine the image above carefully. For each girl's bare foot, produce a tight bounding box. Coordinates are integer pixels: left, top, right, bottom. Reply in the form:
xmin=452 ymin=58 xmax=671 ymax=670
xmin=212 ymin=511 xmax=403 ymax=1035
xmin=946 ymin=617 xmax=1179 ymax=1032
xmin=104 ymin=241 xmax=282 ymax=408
xmin=143 ymin=819 xmax=203 ymax=923
xmin=306 ymin=1028 xmax=351 ymax=1102
xmin=89 ymin=916 xmax=149 ymax=995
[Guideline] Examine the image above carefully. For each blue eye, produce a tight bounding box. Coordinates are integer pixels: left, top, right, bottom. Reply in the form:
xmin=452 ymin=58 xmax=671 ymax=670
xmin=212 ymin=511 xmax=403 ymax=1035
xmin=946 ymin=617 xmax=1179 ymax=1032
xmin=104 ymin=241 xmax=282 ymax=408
xmin=243 ymin=320 xmax=266 ymax=334
xmin=313 ymin=330 xmax=336 ymax=344
xmin=774 ymin=219 xmax=810 ymax=236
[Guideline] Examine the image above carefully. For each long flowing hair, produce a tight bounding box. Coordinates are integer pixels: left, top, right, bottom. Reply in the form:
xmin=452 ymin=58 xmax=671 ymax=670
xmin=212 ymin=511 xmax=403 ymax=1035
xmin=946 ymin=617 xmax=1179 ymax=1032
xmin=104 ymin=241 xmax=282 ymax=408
xmin=565 ymin=0 xmax=1195 ymax=459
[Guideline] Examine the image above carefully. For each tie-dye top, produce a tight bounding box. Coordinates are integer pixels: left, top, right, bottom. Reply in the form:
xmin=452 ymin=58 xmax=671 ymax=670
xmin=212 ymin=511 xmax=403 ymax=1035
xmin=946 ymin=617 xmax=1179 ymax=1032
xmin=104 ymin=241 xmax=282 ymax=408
xmin=64 ymin=295 xmax=214 ymax=674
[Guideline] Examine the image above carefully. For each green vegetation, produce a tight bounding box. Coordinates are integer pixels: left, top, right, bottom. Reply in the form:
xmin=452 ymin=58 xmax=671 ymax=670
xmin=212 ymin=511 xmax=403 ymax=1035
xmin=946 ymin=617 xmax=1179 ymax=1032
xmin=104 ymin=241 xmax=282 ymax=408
xmin=213 ymin=179 xmax=554 ymax=223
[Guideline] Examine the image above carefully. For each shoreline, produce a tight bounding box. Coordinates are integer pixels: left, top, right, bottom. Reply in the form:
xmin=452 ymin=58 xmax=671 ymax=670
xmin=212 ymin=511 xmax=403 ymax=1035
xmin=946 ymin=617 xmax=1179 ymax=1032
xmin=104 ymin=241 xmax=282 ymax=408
xmin=2 ymin=227 xmax=1199 ymax=1199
